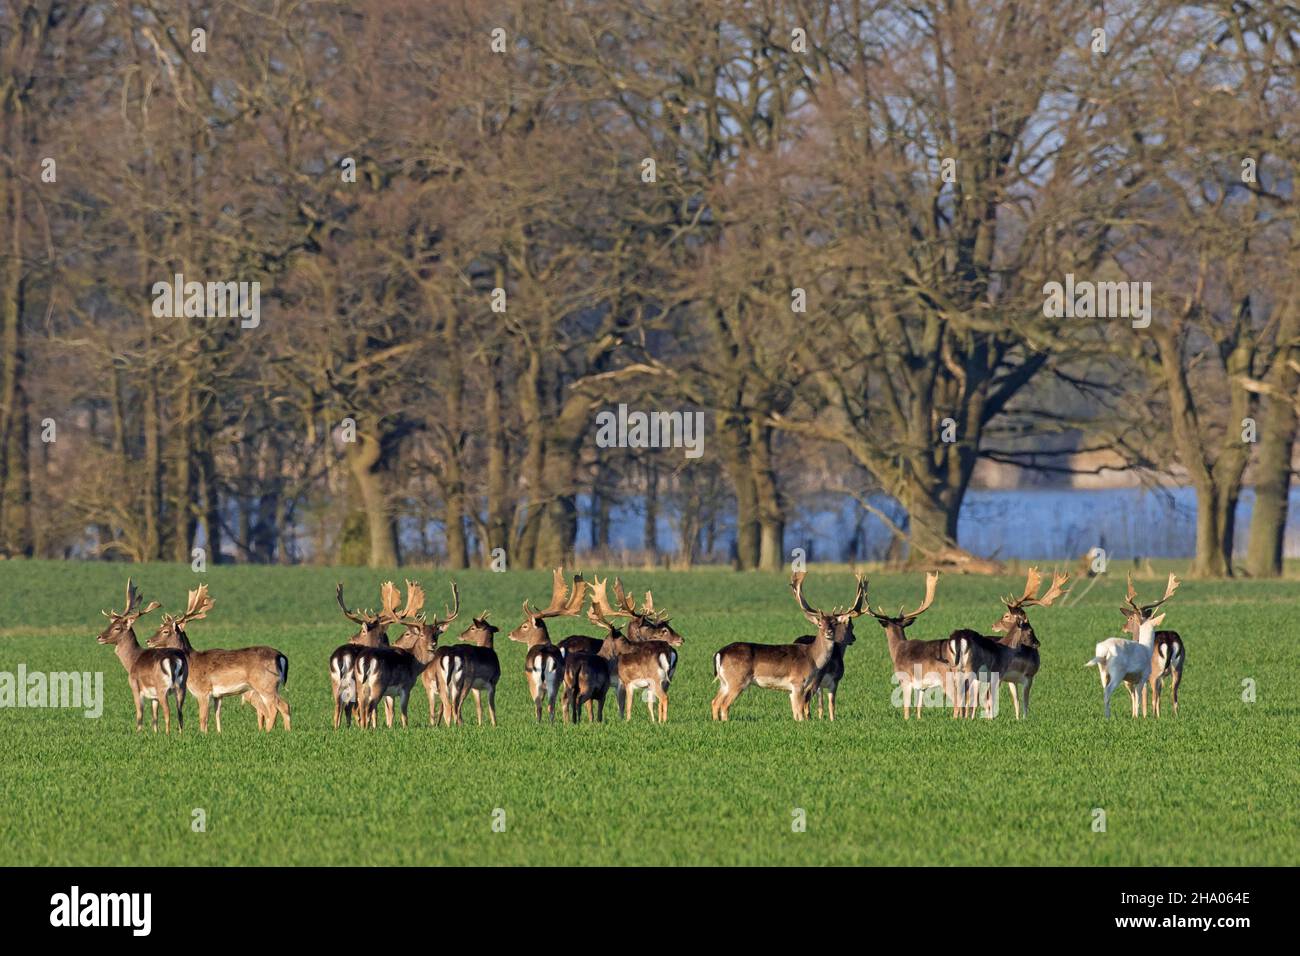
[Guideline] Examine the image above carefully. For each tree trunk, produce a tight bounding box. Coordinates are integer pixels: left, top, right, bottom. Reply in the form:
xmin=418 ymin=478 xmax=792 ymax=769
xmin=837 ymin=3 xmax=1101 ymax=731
xmin=643 ymin=459 xmax=659 ymax=560
xmin=750 ymin=421 xmax=784 ymax=571
xmin=483 ymin=355 xmax=510 ymax=564
xmin=1246 ymin=311 xmax=1300 ymax=577
xmin=343 ymin=431 xmax=399 ymax=568
xmin=143 ymin=373 xmax=164 ymax=560
xmin=716 ymin=410 xmax=759 ymax=569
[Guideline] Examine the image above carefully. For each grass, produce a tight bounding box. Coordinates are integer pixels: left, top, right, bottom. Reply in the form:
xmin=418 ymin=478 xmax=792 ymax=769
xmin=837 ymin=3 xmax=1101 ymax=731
xmin=0 ymin=559 xmax=1295 ymax=866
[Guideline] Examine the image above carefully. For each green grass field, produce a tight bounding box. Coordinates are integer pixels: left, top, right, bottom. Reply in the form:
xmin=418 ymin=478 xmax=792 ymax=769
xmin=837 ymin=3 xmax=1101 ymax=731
xmin=0 ymin=560 xmax=1295 ymax=866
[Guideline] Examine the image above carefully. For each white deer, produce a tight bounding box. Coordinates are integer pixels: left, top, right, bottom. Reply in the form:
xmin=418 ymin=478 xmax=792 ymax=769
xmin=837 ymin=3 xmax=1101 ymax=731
xmin=1085 ymin=612 xmax=1165 ymax=718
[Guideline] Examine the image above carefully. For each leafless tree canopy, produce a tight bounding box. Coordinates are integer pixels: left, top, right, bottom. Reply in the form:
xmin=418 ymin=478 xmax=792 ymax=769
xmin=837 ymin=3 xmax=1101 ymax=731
xmin=1 ymin=1 xmax=1296 ymax=576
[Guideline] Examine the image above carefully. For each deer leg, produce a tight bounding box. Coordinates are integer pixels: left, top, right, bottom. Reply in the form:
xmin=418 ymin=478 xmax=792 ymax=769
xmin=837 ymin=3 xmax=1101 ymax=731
xmin=197 ymin=695 xmax=210 ymax=733
xmin=1172 ymin=671 xmax=1181 ymax=716
xmin=275 ymin=694 xmax=291 ymax=731
xmin=1007 ymin=683 xmax=1020 ymax=720
xmin=150 ymin=697 xmax=160 ymax=732
xmin=1020 ymin=677 xmax=1033 ymax=717
xmin=216 ymin=696 xmax=226 ymax=733
xmin=132 ymin=690 xmax=144 ymax=731
xmin=473 ymin=689 xmax=483 ymax=726
xmin=658 ymin=688 xmax=668 ymax=723
xmin=384 ymin=696 xmax=394 ymax=729
xmin=827 ymin=690 xmax=836 ymax=721
xmin=161 ymin=695 xmax=172 ymax=735
xmin=399 ymin=689 xmax=410 ymax=729
xmin=1102 ymin=677 xmax=1115 ymax=719
xmin=487 ymin=686 xmax=497 ymax=727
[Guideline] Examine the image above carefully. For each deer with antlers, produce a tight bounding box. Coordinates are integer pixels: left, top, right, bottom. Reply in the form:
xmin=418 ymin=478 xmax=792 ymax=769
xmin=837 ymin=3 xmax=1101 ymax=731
xmin=146 ymin=584 xmax=290 ymax=732
xmin=354 ymin=581 xmax=454 ymax=729
xmin=869 ymin=572 xmax=969 ymax=719
xmin=330 ymin=583 xmax=395 ymax=729
xmin=955 ymin=568 xmax=1069 ymax=719
xmin=1120 ymin=572 xmax=1184 ymax=717
xmin=587 ymin=577 xmax=683 ymax=721
xmin=711 ymin=572 xmax=863 ymax=722
xmin=432 ymin=610 xmax=501 ymax=726
xmin=96 ymin=579 xmax=188 ymax=733
xmin=590 ymin=577 xmax=683 ymax=719
xmin=507 ymin=569 xmax=588 ymax=723
xmin=561 ymin=613 xmax=614 ymax=723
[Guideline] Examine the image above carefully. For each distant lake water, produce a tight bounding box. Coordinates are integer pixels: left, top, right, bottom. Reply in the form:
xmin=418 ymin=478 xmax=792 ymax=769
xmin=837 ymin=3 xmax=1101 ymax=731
xmin=574 ymin=487 xmax=1300 ymax=562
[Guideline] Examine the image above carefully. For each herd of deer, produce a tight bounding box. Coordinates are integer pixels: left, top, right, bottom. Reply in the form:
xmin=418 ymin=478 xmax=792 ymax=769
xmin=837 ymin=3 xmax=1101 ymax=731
xmin=92 ymin=566 xmax=1187 ymax=733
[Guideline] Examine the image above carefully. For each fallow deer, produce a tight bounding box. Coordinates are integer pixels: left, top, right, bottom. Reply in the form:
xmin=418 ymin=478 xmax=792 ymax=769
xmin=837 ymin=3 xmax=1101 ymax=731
xmin=793 ymin=635 xmax=844 ymax=720
xmin=354 ymin=581 xmax=447 ymax=729
xmin=869 ymin=572 xmax=966 ymax=719
xmin=506 ymin=569 xmax=587 ymax=723
xmin=561 ymin=613 xmax=614 ymax=723
xmin=146 ymin=584 xmax=290 ymax=732
xmin=711 ymin=572 xmax=864 ymax=722
xmin=955 ymin=568 xmax=1068 ymax=719
xmin=96 ymin=579 xmax=188 ymax=733
xmin=594 ymin=579 xmax=682 ymax=721
xmin=330 ymin=582 xmax=393 ymax=729
xmin=1086 ymin=613 xmax=1166 ymax=718
xmin=435 ymin=613 xmax=501 ymax=726
xmin=1121 ymin=572 xmax=1185 ymax=717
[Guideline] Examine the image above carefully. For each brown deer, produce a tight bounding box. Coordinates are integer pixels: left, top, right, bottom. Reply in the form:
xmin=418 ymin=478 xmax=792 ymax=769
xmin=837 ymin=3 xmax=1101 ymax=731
xmin=1121 ymin=572 xmax=1184 ymax=717
xmin=869 ymin=572 xmax=965 ymax=719
xmin=793 ymin=635 xmax=845 ymax=720
xmin=354 ymin=581 xmax=446 ymax=729
xmin=146 ymin=584 xmax=290 ymax=732
xmin=506 ymin=569 xmax=587 ymax=723
xmin=435 ymin=613 xmax=501 ymax=726
xmin=955 ymin=568 xmax=1069 ymax=718
xmin=591 ymin=578 xmax=683 ymax=721
xmin=711 ymin=573 xmax=864 ymax=722
xmin=561 ymin=617 xmax=613 ymax=724
xmin=329 ymin=582 xmax=394 ymax=729
xmin=96 ymin=579 xmax=188 ymax=733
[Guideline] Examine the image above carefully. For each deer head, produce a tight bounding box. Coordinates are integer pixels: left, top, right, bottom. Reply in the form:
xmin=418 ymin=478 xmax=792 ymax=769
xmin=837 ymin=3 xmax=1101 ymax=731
xmin=791 ymin=571 xmax=866 ymax=645
xmin=507 ymin=569 xmax=588 ymax=646
xmin=1120 ymin=572 xmax=1179 ymax=640
xmin=991 ymin=567 xmax=1069 ymax=648
xmin=146 ymin=584 xmax=214 ymax=652
xmin=336 ymin=582 xmax=389 ymax=644
xmin=458 ymin=610 xmax=499 ymax=648
xmin=390 ymin=581 xmax=460 ymax=653
xmin=868 ymin=571 xmax=939 ymax=635
xmin=607 ymin=577 xmax=683 ymax=646
xmin=97 ymin=578 xmax=161 ymax=646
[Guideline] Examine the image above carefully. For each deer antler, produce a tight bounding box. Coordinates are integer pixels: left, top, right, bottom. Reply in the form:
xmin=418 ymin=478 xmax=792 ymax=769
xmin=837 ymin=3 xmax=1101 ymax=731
xmin=1023 ymin=569 xmax=1069 ymax=608
xmin=176 ymin=584 xmax=213 ymax=625
xmin=587 ymin=579 xmax=621 ymax=634
xmin=395 ymin=580 xmax=427 ymax=623
xmin=379 ymin=581 xmax=403 ymax=622
xmin=590 ymin=576 xmax=627 ymax=621
xmin=116 ymin=578 xmax=161 ymax=622
xmin=1142 ymin=572 xmax=1180 ymax=614
xmin=612 ymin=578 xmax=637 ymax=615
xmin=1123 ymin=571 xmax=1180 ymax=617
xmin=901 ymin=571 xmax=939 ymax=622
xmin=526 ymin=569 xmax=587 ymax=619
xmin=427 ymin=582 xmax=459 ymax=629
xmin=336 ymin=583 xmax=379 ymax=626
xmin=791 ymin=571 xmax=821 ymax=621
xmin=1006 ymin=567 xmax=1044 ymax=608
xmin=839 ymin=573 xmax=869 ymax=618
